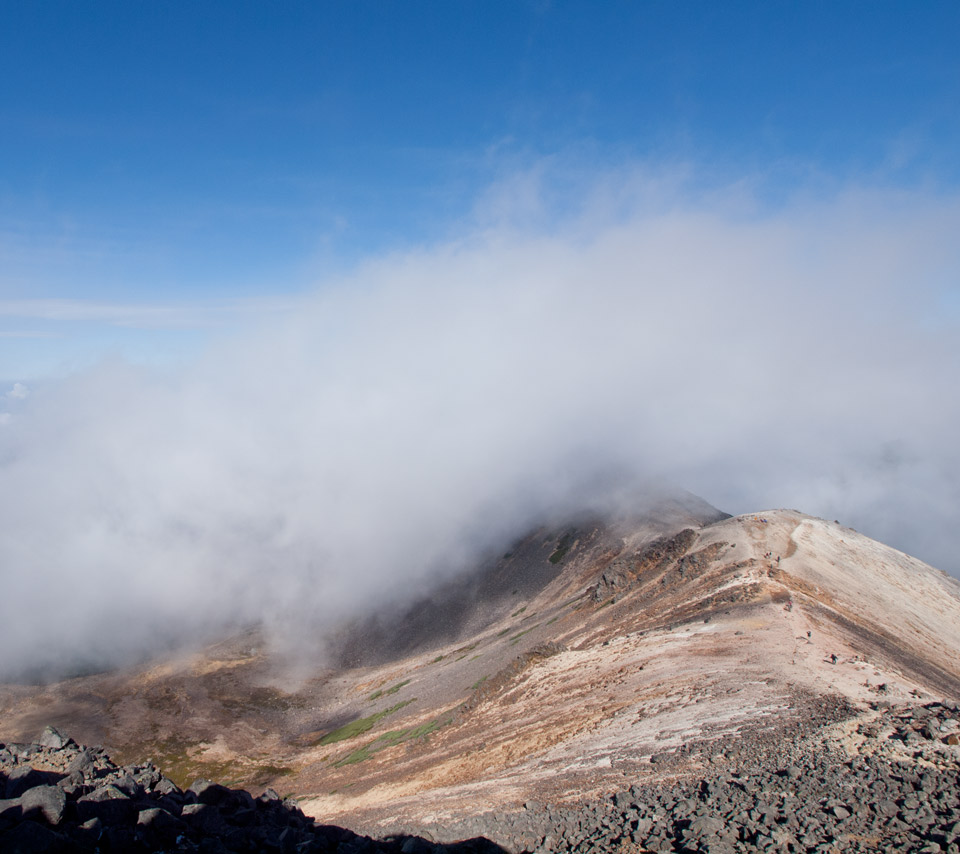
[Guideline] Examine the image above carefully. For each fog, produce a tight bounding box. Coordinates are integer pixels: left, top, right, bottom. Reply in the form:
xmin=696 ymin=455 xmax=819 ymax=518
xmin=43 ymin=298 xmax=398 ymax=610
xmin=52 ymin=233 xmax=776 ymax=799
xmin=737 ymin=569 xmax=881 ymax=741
xmin=2 ymin=175 xmax=958 ymax=679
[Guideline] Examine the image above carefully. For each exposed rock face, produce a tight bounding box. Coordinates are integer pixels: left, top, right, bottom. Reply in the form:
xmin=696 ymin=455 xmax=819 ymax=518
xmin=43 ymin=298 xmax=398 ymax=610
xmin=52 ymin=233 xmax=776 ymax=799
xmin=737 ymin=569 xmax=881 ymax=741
xmin=0 ymin=731 xmax=505 ymax=852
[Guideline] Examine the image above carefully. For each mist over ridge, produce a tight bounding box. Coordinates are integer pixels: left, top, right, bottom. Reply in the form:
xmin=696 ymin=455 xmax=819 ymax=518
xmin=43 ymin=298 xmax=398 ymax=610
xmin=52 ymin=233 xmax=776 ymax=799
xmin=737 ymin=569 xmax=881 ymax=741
xmin=1 ymin=173 xmax=958 ymax=680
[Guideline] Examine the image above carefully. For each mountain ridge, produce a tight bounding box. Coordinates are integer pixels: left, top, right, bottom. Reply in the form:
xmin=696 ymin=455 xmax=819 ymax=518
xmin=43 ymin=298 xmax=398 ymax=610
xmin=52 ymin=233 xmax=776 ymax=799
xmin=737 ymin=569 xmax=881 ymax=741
xmin=2 ymin=503 xmax=959 ymax=847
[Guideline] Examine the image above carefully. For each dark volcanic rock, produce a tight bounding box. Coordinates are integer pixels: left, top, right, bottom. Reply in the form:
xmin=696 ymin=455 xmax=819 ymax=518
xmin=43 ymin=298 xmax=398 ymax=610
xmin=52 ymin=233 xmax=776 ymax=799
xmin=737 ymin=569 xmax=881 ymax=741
xmin=20 ymin=784 xmax=66 ymax=825
xmin=0 ymin=727 xmax=512 ymax=853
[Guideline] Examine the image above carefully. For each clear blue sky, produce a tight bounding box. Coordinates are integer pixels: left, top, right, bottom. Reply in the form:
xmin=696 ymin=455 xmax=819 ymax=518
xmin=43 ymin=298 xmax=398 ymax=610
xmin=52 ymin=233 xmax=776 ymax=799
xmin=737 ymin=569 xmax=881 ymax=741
xmin=1 ymin=1 xmax=959 ymax=374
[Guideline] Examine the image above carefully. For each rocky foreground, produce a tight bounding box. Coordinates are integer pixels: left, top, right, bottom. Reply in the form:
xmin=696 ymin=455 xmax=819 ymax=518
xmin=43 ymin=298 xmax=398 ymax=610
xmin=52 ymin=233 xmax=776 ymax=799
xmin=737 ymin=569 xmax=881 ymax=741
xmin=0 ymin=726 xmax=502 ymax=854
xmin=412 ymin=700 xmax=960 ymax=854
xmin=3 ymin=701 xmax=960 ymax=853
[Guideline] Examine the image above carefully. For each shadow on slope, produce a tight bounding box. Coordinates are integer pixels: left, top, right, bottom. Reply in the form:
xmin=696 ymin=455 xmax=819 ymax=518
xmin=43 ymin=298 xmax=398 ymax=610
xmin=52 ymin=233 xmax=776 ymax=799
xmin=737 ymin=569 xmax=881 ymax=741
xmin=328 ymin=493 xmax=729 ymax=668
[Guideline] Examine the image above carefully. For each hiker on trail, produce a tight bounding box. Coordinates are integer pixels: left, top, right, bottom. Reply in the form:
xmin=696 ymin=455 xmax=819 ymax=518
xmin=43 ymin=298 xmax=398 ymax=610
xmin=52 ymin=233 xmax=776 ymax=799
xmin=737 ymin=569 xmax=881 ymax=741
xmin=830 ymin=653 xmax=838 ymax=664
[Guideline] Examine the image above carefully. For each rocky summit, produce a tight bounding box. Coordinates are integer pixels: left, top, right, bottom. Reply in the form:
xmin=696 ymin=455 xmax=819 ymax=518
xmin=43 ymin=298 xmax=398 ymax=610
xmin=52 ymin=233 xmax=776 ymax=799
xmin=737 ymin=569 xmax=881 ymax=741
xmin=2 ymin=503 xmax=960 ymax=852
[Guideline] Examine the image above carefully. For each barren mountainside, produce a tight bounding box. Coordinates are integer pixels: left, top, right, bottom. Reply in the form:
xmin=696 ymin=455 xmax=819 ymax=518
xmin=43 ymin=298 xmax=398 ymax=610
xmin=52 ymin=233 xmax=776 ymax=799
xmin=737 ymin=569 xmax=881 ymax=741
xmin=3 ymin=503 xmax=960 ymax=851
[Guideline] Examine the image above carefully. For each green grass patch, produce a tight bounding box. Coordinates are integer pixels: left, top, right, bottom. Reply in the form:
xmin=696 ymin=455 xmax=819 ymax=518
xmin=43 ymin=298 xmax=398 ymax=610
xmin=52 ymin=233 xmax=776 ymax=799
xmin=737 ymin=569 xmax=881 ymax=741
xmin=496 ymin=627 xmax=512 ymax=637
xmin=333 ymin=715 xmax=451 ymax=767
xmin=546 ymin=614 xmax=561 ymax=625
xmin=509 ymin=624 xmax=540 ymax=645
xmin=369 ymin=678 xmax=411 ymax=701
xmin=511 ymin=606 xmax=527 ymax=617
xmin=316 ymin=699 xmax=414 ymax=746
xmin=470 ymin=675 xmax=489 ymax=690
xmin=431 ymin=655 xmax=445 ymax=663
xmin=549 ymin=532 xmax=573 ymax=564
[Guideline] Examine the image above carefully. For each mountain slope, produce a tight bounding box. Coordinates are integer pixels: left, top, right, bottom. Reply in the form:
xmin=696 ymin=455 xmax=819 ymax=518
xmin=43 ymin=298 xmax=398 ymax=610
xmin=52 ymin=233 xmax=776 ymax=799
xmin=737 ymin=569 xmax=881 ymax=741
xmin=2 ymin=506 xmax=959 ymax=837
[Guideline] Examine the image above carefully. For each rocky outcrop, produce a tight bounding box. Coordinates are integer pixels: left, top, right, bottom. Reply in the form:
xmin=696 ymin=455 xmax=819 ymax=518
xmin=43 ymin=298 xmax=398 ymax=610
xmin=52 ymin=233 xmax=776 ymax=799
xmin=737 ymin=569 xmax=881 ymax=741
xmin=589 ymin=527 xmax=700 ymax=603
xmin=0 ymin=727 xmax=505 ymax=853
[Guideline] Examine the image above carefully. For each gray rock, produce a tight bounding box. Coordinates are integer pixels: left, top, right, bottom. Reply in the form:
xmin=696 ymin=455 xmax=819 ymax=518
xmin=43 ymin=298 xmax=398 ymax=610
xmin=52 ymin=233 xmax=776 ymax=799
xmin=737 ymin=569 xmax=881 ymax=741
xmin=688 ymin=815 xmax=725 ymax=837
xmin=137 ymin=806 xmax=187 ymax=847
xmin=181 ymin=801 xmax=230 ymax=835
xmin=76 ymin=783 xmax=138 ymax=825
xmin=109 ymin=772 xmax=140 ymax=798
xmin=187 ymin=777 xmax=232 ymax=805
xmin=4 ymin=768 xmax=46 ymax=800
xmin=154 ymin=775 xmax=182 ymax=796
xmin=36 ymin=727 xmax=70 ymax=750
xmin=65 ymin=748 xmax=96 ymax=777
xmin=20 ymin=785 xmax=65 ymax=825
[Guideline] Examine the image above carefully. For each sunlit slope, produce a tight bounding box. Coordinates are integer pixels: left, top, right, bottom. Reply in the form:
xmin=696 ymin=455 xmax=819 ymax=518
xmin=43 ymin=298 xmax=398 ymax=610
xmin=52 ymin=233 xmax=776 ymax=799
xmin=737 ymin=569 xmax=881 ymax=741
xmin=2 ymin=506 xmax=958 ymax=832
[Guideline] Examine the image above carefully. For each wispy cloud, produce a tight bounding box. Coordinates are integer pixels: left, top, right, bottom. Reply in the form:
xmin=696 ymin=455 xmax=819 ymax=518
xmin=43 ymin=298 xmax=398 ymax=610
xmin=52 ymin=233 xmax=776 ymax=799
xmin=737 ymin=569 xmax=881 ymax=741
xmin=0 ymin=297 xmax=298 ymax=329
xmin=0 ymin=167 xmax=957 ymax=679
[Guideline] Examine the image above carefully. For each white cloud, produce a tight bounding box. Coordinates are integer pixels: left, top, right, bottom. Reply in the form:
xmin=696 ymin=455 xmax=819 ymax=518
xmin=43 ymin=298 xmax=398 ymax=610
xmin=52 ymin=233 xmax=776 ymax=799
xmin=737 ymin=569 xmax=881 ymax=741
xmin=0 ymin=169 xmax=957 ymax=679
xmin=0 ymin=297 xmax=299 ymax=329
xmin=6 ymin=382 xmax=28 ymax=400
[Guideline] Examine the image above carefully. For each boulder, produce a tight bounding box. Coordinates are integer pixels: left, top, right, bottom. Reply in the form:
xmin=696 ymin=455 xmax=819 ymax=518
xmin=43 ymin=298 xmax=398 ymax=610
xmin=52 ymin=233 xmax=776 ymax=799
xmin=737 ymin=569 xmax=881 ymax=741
xmin=181 ymin=802 xmax=230 ymax=836
xmin=137 ymin=806 xmax=187 ymax=848
xmin=76 ymin=784 xmax=138 ymax=825
xmin=20 ymin=785 xmax=66 ymax=825
xmin=36 ymin=727 xmax=70 ymax=750
xmin=187 ymin=777 xmax=232 ymax=805
xmin=4 ymin=767 xmax=46 ymax=799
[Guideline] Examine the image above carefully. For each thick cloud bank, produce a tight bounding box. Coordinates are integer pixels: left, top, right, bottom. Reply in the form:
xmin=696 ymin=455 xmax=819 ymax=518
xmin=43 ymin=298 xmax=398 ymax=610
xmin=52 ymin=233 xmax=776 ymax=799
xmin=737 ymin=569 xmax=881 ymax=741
xmin=1 ymin=176 xmax=958 ymax=678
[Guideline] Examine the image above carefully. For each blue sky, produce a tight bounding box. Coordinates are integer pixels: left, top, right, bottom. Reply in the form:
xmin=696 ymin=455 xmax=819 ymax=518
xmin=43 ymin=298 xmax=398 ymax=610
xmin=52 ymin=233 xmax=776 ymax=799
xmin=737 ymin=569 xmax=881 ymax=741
xmin=2 ymin=2 xmax=960 ymax=671
xmin=2 ymin=2 xmax=958 ymax=316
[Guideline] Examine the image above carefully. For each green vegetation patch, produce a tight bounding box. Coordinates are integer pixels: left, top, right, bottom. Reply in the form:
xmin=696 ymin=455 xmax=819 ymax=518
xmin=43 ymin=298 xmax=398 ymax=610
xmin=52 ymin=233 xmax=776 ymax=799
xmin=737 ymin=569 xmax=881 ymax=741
xmin=333 ymin=715 xmax=452 ymax=767
xmin=549 ymin=532 xmax=575 ymax=564
xmin=509 ymin=624 xmax=540 ymax=645
xmin=511 ymin=606 xmax=527 ymax=617
xmin=453 ymin=642 xmax=479 ymax=661
xmin=369 ymin=678 xmax=411 ymax=701
xmin=124 ymin=736 xmax=292 ymax=790
xmin=316 ymin=699 xmax=414 ymax=746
